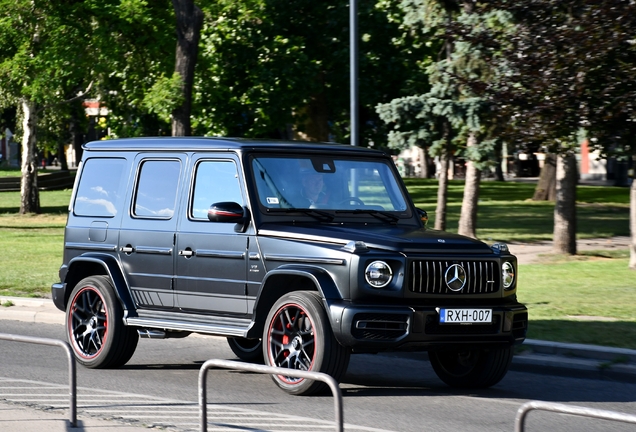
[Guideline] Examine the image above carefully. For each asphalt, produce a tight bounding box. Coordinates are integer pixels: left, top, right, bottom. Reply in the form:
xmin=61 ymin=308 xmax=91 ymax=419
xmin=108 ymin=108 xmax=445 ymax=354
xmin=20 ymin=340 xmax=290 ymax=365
xmin=1 ymin=238 xmax=635 ymax=431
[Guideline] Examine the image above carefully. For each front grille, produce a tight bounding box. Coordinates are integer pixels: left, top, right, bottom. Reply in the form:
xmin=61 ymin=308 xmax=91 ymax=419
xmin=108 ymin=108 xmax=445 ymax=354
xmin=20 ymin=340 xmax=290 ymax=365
xmin=425 ymin=314 xmax=501 ymax=335
xmin=408 ymin=260 xmax=500 ymax=295
xmin=351 ymin=313 xmax=409 ymax=340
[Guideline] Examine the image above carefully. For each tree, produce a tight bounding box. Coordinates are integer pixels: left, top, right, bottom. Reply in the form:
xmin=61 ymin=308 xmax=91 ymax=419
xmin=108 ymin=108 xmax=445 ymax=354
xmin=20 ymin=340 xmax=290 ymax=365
xmin=475 ymin=0 xmax=636 ymax=256
xmin=377 ymin=0 xmax=501 ymax=234
xmin=0 ymin=1 xmax=98 ymax=213
xmin=171 ymin=0 xmax=203 ymax=136
xmin=192 ymin=0 xmax=428 ymax=145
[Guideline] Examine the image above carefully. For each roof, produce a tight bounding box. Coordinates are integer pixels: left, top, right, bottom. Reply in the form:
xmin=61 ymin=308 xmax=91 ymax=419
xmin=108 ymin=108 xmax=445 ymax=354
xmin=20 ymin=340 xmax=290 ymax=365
xmin=83 ymin=137 xmax=387 ymax=156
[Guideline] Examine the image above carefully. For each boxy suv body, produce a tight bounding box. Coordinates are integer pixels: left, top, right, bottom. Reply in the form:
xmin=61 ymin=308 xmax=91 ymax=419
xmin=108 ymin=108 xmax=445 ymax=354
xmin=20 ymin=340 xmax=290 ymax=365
xmin=52 ymin=137 xmax=527 ymax=395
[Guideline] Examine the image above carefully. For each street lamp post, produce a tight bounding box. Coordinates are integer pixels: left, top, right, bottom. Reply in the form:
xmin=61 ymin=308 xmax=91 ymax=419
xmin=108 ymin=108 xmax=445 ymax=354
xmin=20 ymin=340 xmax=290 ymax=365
xmin=350 ymin=0 xmax=358 ymax=146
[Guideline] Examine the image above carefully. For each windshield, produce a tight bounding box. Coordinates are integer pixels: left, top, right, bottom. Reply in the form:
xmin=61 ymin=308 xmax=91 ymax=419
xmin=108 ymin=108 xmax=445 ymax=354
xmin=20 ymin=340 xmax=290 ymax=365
xmin=251 ymin=155 xmax=409 ymax=213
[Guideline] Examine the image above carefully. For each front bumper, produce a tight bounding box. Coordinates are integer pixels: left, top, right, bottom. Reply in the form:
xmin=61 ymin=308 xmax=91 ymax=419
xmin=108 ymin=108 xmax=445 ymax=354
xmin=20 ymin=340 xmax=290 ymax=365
xmin=331 ymin=302 xmax=528 ymax=352
xmin=51 ymin=283 xmax=66 ymax=312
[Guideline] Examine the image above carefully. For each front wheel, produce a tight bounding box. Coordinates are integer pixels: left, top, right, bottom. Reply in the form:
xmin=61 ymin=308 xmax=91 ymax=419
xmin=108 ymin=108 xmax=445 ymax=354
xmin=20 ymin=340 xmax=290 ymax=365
xmin=66 ymin=276 xmax=139 ymax=368
xmin=429 ymin=347 xmax=513 ymax=388
xmin=263 ymin=291 xmax=350 ymax=395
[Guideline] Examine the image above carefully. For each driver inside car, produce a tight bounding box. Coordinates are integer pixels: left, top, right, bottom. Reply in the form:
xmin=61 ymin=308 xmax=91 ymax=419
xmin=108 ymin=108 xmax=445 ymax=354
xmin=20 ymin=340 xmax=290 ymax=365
xmin=300 ymin=170 xmax=330 ymax=208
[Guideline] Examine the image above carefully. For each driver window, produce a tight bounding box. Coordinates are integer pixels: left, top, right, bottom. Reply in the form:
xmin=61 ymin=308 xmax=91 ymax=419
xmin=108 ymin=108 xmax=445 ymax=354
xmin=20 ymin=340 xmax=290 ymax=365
xmin=191 ymin=160 xmax=243 ymax=219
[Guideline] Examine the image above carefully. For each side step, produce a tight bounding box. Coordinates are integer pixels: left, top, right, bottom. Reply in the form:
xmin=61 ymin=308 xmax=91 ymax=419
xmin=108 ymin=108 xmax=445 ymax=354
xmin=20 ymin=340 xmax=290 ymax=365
xmin=125 ymin=314 xmax=252 ymax=338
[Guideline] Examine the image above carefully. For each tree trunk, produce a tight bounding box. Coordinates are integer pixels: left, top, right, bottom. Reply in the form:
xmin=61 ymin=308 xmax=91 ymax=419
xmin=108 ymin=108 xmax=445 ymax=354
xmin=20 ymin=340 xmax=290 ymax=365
xmin=629 ymin=177 xmax=636 ymax=270
xmin=553 ymin=153 xmax=577 ymax=255
xmin=435 ymin=151 xmax=450 ymax=231
xmin=494 ymin=141 xmax=505 ymax=181
xmin=293 ymin=91 xmax=330 ymax=141
xmin=20 ymin=99 xmax=40 ymax=214
xmin=171 ymin=0 xmax=203 ymax=137
xmin=421 ymin=148 xmax=430 ymax=178
xmin=533 ymin=153 xmax=557 ymax=200
xmin=57 ymin=140 xmax=68 ymax=171
xmin=458 ymin=134 xmax=481 ymax=239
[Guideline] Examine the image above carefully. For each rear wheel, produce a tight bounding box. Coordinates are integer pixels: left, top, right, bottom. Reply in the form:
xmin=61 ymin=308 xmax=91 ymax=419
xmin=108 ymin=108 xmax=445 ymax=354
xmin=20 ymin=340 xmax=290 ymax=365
xmin=227 ymin=337 xmax=263 ymax=363
xmin=263 ymin=291 xmax=350 ymax=395
xmin=66 ymin=276 xmax=138 ymax=368
xmin=429 ymin=347 xmax=513 ymax=388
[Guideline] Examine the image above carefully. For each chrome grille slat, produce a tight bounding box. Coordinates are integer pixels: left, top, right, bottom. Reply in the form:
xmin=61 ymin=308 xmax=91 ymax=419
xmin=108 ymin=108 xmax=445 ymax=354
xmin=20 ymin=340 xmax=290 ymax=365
xmin=408 ymin=260 xmax=500 ymax=295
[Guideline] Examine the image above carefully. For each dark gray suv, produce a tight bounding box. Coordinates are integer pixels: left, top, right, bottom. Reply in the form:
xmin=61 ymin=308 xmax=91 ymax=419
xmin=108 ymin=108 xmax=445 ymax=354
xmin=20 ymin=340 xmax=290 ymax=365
xmin=52 ymin=137 xmax=527 ymax=395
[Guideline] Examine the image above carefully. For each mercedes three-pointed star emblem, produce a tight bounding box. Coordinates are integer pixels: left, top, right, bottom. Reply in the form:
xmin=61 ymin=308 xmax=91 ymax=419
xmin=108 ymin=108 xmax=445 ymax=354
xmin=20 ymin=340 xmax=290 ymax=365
xmin=444 ymin=264 xmax=467 ymax=291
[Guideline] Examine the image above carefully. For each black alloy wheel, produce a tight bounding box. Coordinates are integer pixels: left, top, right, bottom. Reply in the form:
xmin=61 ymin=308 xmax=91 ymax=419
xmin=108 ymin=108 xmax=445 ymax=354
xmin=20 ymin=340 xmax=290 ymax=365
xmin=263 ymin=291 xmax=350 ymax=396
xmin=66 ymin=276 xmax=138 ymax=368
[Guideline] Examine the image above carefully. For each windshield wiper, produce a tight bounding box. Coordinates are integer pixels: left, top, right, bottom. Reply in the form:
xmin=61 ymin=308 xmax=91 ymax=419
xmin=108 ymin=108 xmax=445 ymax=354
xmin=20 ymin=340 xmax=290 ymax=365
xmin=267 ymin=208 xmax=335 ymax=222
xmin=335 ymin=209 xmax=400 ymax=224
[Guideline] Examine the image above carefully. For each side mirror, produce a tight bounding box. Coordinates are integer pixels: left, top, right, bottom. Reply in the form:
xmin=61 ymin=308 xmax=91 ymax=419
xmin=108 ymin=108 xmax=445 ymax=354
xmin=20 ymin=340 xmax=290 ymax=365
xmin=416 ymin=208 xmax=428 ymax=227
xmin=208 ymin=202 xmax=250 ymax=232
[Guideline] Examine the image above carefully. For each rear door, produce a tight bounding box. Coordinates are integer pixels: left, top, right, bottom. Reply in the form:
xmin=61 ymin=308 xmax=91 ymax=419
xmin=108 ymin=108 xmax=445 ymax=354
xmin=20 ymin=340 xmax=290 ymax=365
xmin=118 ymin=154 xmax=186 ymax=310
xmin=174 ymin=155 xmax=249 ymax=314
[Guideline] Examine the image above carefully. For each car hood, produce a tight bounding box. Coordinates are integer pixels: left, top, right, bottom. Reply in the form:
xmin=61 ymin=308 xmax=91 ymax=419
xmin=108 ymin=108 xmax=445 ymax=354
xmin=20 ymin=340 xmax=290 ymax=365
xmin=258 ymin=223 xmax=494 ymax=254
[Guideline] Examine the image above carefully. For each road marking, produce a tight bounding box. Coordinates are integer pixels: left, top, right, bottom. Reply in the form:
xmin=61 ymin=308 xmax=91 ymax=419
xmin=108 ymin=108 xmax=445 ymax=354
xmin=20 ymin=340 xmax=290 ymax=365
xmin=0 ymin=377 xmax=394 ymax=431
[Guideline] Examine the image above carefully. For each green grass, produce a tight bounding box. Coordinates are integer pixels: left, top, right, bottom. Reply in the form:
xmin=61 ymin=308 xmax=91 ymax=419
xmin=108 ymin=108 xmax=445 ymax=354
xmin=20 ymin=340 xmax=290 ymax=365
xmin=519 ymin=257 xmax=636 ymax=349
xmin=0 ymin=179 xmax=634 ymax=349
xmin=405 ymin=179 xmax=630 ymax=242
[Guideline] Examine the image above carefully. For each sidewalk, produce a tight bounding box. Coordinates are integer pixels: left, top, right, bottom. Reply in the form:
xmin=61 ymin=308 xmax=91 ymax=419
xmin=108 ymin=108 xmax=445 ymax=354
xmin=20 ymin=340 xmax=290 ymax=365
xmin=0 ymin=401 xmax=146 ymax=431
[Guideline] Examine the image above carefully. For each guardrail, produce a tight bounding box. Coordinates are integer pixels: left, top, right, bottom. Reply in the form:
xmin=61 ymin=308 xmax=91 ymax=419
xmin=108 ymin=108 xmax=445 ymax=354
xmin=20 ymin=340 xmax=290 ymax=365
xmin=198 ymin=359 xmax=343 ymax=432
xmin=0 ymin=333 xmax=77 ymax=427
xmin=516 ymin=400 xmax=636 ymax=432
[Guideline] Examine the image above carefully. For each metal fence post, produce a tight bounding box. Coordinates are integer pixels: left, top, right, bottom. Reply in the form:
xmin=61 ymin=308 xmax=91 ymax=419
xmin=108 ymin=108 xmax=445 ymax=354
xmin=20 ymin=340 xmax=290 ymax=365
xmin=516 ymin=400 xmax=636 ymax=432
xmin=0 ymin=333 xmax=77 ymax=427
xmin=199 ymin=359 xmax=343 ymax=432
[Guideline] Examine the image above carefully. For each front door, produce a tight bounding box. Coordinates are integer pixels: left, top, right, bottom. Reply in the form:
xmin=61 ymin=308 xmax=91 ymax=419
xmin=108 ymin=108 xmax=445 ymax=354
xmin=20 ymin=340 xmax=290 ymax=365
xmin=175 ymin=156 xmax=249 ymax=314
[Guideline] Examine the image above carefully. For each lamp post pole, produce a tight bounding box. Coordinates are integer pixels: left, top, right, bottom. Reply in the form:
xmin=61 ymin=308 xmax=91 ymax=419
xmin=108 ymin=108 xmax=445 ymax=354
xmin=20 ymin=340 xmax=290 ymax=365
xmin=350 ymin=0 xmax=358 ymax=146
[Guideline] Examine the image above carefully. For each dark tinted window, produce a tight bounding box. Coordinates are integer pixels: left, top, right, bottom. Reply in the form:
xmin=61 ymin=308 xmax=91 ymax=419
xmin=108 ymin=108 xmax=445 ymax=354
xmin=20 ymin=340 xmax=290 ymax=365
xmin=133 ymin=160 xmax=181 ymax=219
xmin=74 ymin=158 xmax=127 ymax=217
xmin=191 ymin=160 xmax=242 ymax=219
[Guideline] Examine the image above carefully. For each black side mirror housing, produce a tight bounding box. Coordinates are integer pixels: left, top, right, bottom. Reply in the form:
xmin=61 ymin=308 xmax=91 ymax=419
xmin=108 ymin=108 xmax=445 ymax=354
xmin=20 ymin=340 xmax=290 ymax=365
xmin=416 ymin=208 xmax=428 ymax=227
xmin=208 ymin=202 xmax=251 ymax=232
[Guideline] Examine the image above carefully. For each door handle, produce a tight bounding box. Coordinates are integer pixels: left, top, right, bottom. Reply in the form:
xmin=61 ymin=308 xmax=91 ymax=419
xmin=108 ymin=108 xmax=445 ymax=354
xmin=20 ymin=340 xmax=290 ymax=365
xmin=120 ymin=246 xmax=135 ymax=254
xmin=179 ymin=249 xmax=194 ymax=257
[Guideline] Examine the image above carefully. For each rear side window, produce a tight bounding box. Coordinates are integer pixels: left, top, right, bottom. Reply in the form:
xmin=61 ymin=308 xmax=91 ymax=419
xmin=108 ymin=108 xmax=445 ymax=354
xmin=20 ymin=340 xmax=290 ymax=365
xmin=133 ymin=159 xmax=181 ymax=219
xmin=74 ymin=158 xmax=127 ymax=217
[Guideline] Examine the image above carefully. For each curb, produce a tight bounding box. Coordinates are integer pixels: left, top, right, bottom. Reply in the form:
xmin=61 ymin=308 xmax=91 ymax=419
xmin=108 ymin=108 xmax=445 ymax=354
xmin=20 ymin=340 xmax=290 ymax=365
xmin=2 ymin=296 xmax=635 ymax=382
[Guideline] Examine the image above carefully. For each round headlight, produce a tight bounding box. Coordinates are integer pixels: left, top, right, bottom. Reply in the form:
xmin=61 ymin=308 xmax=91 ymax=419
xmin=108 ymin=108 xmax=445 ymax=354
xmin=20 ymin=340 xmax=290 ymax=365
xmin=365 ymin=261 xmax=393 ymax=288
xmin=502 ymin=262 xmax=515 ymax=289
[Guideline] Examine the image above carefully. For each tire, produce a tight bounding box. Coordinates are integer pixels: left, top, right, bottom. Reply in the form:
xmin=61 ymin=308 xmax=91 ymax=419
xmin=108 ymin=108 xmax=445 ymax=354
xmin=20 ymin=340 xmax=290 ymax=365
xmin=262 ymin=291 xmax=350 ymax=396
xmin=429 ymin=347 xmax=513 ymax=388
xmin=66 ymin=276 xmax=139 ymax=368
xmin=227 ymin=337 xmax=264 ymax=363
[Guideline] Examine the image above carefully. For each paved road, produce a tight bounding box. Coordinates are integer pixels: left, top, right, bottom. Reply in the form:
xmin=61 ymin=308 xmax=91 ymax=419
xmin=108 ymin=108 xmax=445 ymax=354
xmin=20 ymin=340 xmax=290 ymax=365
xmin=1 ymin=320 xmax=635 ymax=432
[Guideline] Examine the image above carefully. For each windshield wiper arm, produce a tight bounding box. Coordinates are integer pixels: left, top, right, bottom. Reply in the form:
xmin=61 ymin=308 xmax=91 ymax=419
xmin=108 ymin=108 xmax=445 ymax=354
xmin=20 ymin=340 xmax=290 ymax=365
xmin=268 ymin=208 xmax=335 ymax=222
xmin=335 ymin=209 xmax=400 ymax=224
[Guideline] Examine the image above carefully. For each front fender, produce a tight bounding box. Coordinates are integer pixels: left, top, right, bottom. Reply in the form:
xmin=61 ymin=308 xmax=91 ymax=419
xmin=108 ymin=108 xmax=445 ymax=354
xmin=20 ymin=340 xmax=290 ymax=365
xmin=247 ymin=264 xmax=344 ymax=338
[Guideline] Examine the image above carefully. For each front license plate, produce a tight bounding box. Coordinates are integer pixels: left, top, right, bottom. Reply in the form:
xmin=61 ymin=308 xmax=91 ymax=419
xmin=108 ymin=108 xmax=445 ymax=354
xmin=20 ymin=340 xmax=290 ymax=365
xmin=439 ymin=308 xmax=492 ymax=324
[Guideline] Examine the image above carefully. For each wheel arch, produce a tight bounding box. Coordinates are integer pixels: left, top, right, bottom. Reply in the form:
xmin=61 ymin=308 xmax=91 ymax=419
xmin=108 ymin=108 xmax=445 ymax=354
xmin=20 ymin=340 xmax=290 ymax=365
xmin=63 ymin=254 xmax=136 ymax=315
xmin=246 ymin=265 xmax=342 ymax=339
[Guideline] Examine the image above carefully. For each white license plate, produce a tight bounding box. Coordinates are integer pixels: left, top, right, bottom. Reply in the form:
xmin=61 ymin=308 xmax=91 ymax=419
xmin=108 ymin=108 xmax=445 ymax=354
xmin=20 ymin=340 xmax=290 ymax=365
xmin=439 ymin=308 xmax=492 ymax=324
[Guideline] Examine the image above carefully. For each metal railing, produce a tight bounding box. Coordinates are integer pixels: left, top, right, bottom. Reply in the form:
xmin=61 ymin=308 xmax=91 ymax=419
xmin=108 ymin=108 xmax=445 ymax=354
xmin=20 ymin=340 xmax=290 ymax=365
xmin=0 ymin=333 xmax=77 ymax=427
xmin=516 ymin=400 xmax=636 ymax=432
xmin=198 ymin=359 xmax=343 ymax=432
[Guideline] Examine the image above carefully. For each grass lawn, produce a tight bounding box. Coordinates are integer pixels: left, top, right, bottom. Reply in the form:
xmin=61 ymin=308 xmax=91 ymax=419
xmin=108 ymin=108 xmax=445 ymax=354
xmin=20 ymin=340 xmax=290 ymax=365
xmin=0 ymin=179 xmax=634 ymax=349
xmin=519 ymin=253 xmax=636 ymax=349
